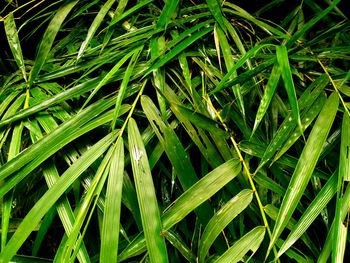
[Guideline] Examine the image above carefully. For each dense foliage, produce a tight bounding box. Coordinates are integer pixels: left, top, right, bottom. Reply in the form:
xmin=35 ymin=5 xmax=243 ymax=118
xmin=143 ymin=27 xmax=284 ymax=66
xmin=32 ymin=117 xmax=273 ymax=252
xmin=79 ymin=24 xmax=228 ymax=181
xmin=0 ymin=0 xmax=349 ymax=262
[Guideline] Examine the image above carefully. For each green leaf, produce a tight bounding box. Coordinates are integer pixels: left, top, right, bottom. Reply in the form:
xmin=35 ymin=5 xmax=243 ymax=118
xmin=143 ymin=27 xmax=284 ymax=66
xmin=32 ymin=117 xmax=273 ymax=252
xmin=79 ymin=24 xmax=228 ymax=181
xmin=29 ymin=0 xmax=79 ymax=86
xmin=157 ymin=0 xmax=179 ymax=30
xmin=252 ymin=62 xmax=281 ymax=137
xmin=28 ymin=117 xmax=91 ymax=262
xmin=286 ymin=0 xmax=341 ymax=47
xmin=276 ymin=45 xmax=302 ymax=133
xmin=198 ymin=189 xmax=253 ymax=263
xmin=332 ymin=112 xmax=350 ymax=263
xmin=277 ymin=172 xmax=337 ymax=258
xmin=141 ymin=95 xmax=213 ymax=225
xmin=318 ymin=183 xmax=350 ymax=262
xmin=111 ymin=46 xmax=143 ymax=128
xmin=162 ymin=158 xmax=241 ymax=230
xmin=4 ymin=12 xmax=27 ymax=81
xmin=81 ymin=47 xmax=140 ymax=110
xmin=273 ymin=94 xmax=326 ymax=162
xmin=128 ymin=118 xmax=168 ymax=263
xmin=214 ymin=226 xmax=266 ymax=263
xmin=77 ymin=0 xmax=117 ymax=60
xmin=145 ymin=26 xmax=213 ymax=76
xmin=163 ymin=230 xmax=196 ymax=263
xmin=256 ymin=75 xmax=329 ymax=171
xmin=339 ymin=113 xmax=350 ymax=182
xmin=0 ymin=132 xmax=118 ymax=263
xmin=206 ymin=0 xmax=226 ymax=32
xmin=100 ymin=137 xmax=124 ymax=263
xmin=210 ymin=44 xmax=274 ymax=94
xmin=215 ymin=24 xmax=245 ymax=118
xmin=267 ymin=92 xmax=339 ymax=257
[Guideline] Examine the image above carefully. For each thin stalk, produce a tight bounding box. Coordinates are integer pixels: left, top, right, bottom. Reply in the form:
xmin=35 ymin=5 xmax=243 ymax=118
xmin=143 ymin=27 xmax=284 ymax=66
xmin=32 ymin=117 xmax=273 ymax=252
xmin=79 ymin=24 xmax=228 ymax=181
xmin=203 ymin=95 xmax=279 ymax=261
xmin=119 ymin=79 xmax=147 ymax=136
xmin=318 ymin=59 xmax=350 ymax=117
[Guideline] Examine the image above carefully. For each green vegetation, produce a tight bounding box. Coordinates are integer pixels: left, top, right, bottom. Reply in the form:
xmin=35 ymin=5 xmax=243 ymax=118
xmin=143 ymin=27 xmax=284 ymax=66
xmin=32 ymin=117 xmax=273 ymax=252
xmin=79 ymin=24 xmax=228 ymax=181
xmin=0 ymin=0 xmax=349 ymax=262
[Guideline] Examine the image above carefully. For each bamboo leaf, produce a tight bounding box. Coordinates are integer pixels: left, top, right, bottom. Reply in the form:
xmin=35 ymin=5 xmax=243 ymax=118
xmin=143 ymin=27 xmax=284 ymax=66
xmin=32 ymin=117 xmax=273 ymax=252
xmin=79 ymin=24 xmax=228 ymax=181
xmin=332 ymin=112 xmax=350 ymax=263
xmin=252 ymin=62 xmax=281 ymax=137
xmin=286 ymin=0 xmax=341 ymax=48
xmin=128 ymin=118 xmax=168 ymax=263
xmin=0 ymin=132 xmax=118 ymax=263
xmin=162 ymin=158 xmax=241 ymax=230
xmin=145 ymin=26 xmax=213 ymax=76
xmin=100 ymin=137 xmax=124 ymax=263
xmin=29 ymin=0 xmax=78 ymax=85
xmin=339 ymin=113 xmax=350 ymax=182
xmin=4 ymin=12 xmax=27 ymax=81
xmin=77 ymin=0 xmax=117 ymax=60
xmin=198 ymin=189 xmax=253 ymax=263
xmin=267 ymin=92 xmax=339 ymax=257
xmin=273 ymin=94 xmax=326 ymax=162
xmin=276 ymin=45 xmax=302 ymax=133
xmin=210 ymin=44 xmax=274 ymax=94
xmin=257 ymin=75 xmax=329 ymax=171
xmin=214 ymin=226 xmax=266 ymax=263
xmin=277 ymin=172 xmax=337 ymax=258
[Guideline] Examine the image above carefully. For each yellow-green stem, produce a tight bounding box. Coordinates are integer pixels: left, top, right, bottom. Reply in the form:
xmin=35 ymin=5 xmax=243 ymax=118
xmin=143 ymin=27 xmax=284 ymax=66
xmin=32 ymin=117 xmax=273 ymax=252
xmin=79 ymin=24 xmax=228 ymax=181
xmin=203 ymin=95 xmax=279 ymax=261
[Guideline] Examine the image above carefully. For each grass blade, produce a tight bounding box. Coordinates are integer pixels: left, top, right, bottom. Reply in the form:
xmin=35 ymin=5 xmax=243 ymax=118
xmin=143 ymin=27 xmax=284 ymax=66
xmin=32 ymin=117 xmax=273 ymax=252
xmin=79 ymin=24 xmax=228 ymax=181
xmin=206 ymin=0 xmax=226 ymax=32
xmin=100 ymin=137 xmax=124 ymax=263
xmin=156 ymin=0 xmax=179 ymax=30
xmin=198 ymin=189 xmax=253 ymax=263
xmin=267 ymin=92 xmax=339 ymax=258
xmin=128 ymin=118 xmax=168 ymax=263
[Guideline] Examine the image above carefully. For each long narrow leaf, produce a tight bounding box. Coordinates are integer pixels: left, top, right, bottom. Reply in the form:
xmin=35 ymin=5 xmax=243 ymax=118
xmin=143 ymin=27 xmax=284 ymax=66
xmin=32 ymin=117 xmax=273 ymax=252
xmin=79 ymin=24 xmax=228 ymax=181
xmin=214 ymin=226 xmax=266 ymax=263
xmin=4 ymin=13 xmax=27 ymax=81
xmin=77 ymin=0 xmax=117 ymax=60
xmin=198 ymin=189 xmax=253 ymax=263
xmin=128 ymin=118 xmax=168 ymax=263
xmin=267 ymin=92 xmax=339 ymax=257
xmin=29 ymin=0 xmax=78 ymax=85
xmin=0 ymin=132 xmax=118 ymax=263
xmin=100 ymin=137 xmax=124 ymax=263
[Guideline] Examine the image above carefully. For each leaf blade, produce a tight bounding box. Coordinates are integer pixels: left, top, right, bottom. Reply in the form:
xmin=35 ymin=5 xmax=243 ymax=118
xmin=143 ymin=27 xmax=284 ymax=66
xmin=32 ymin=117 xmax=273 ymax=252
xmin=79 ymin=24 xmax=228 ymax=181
xmin=128 ymin=118 xmax=168 ymax=263
xmin=267 ymin=92 xmax=339 ymax=257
